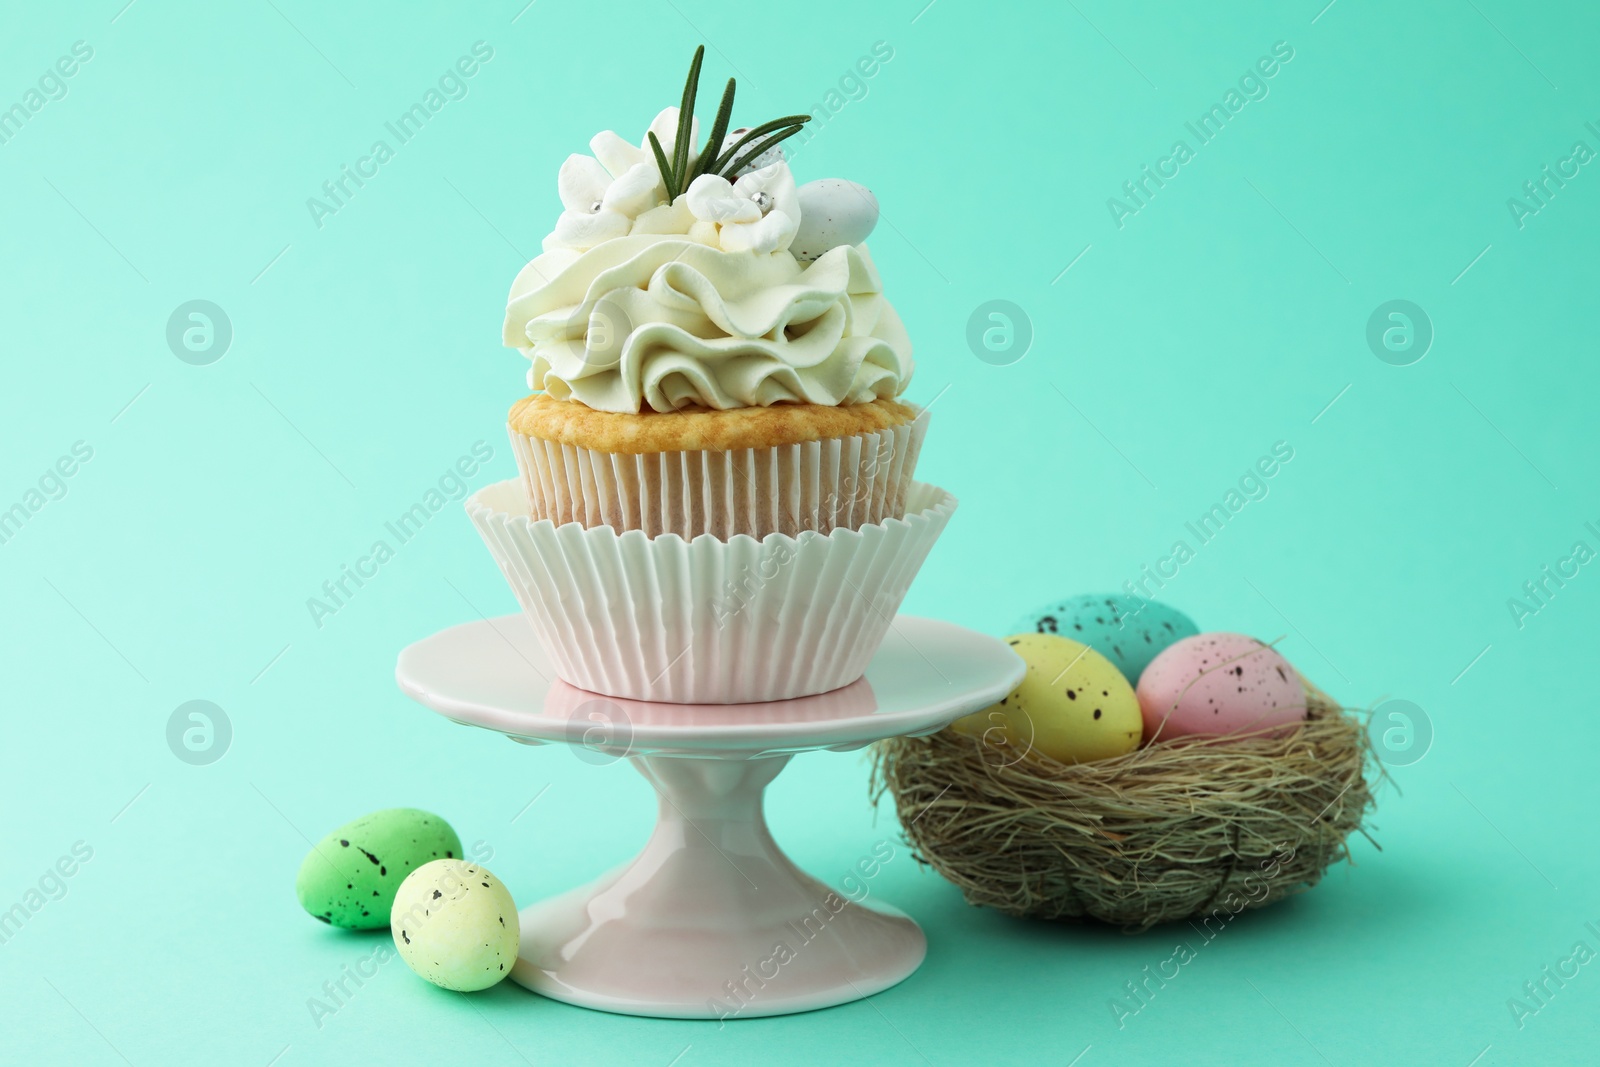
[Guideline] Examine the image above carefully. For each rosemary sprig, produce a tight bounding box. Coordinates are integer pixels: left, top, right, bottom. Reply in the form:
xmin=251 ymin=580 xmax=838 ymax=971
xmin=691 ymin=77 xmax=737 ymax=180
xmin=711 ymin=115 xmax=812 ymax=175
xmin=721 ymin=125 xmax=805 ymax=179
xmin=647 ymin=131 xmax=678 ymax=202
xmin=649 ymin=47 xmax=812 ymax=197
xmin=672 ymin=46 xmax=704 ymax=189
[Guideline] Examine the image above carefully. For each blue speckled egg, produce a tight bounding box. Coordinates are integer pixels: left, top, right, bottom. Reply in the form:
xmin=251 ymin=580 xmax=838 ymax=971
xmin=1009 ymin=594 xmax=1199 ymax=684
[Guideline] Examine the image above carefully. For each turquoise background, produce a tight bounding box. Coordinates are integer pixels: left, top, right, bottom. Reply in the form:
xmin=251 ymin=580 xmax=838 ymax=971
xmin=2 ymin=0 xmax=1597 ymax=1063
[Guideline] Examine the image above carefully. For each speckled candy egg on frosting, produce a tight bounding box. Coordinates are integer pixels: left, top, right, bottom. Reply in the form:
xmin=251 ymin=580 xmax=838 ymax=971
xmin=791 ymin=178 xmax=880 ymax=262
xmin=1136 ymin=632 xmax=1306 ymax=741
xmin=1011 ymin=595 xmax=1198 ymax=684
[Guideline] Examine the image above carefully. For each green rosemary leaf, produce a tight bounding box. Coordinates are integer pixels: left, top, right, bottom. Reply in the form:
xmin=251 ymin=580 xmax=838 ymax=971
xmin=673 ymin=45 xmax=705 ymax=189
xmin=712 ymin=114 xmax=812 ymax=174
xmin=647 ymin=131 xmax=678 ymax=202
xmin=719 ymin=124 xmax=805 ymax=179
xmin=693 ymin=77 xmax=737 ymax=180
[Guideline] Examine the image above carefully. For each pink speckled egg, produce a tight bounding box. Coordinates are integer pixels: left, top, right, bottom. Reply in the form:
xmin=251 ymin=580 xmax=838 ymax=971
xmin=1135 ymin=632 xmax=1306 ymax=740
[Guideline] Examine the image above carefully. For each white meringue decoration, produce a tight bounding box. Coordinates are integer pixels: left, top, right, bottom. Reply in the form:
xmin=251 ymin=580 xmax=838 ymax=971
xmin=503 ymin=236 xmax=912 ymax=413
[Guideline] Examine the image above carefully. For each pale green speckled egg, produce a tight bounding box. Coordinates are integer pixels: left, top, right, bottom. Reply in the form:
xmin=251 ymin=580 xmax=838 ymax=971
xmin=391 ymin=859 xmax=520 ymax=992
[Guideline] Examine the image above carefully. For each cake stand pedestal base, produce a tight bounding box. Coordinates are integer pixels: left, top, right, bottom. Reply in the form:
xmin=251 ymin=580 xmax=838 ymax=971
xmin=396 ymin=614 xmax=1024 ymax=1020
xmin=513 ymin=754 xmax=921 ymax=1019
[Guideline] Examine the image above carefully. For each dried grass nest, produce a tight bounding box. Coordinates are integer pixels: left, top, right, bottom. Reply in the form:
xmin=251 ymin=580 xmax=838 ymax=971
xmin=870 ymin=683 xmax=1382 ymax=932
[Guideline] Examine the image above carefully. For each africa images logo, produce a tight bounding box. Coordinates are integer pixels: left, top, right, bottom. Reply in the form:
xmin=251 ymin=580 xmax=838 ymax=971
xmin=1106 ymin=41 xmax=1295 ymax=229
xmin=305 ymin=42 xmax=495 ymax=229
xmin=305 ymin=442 xmax=494 ymax=628
xmin=1505 ymin=120 xmax=1600 ymax=230
xmin=0 ymin=40 xmax=94 ymax=148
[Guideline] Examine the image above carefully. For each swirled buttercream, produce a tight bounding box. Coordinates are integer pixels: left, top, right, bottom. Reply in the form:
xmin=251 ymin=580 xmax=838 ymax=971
xmin=504 ymin=238 xmax=912 ymax=414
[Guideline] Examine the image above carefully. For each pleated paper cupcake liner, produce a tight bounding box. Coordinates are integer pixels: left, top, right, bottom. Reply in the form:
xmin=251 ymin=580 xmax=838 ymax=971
xmin=508 ymin=409 xmax=928 ymax=540
xmin=467 ymin=477 xmax=957 ymax=704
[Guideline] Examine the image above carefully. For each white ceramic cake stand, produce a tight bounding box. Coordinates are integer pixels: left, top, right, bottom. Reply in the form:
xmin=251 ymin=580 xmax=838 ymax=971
xmin=395 ymin=613 xmax=1022 ymax=1020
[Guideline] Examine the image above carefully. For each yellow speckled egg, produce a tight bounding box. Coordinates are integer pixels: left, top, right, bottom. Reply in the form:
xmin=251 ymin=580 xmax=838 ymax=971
xmin=952 ymin=633 xmax=1142 ymax=764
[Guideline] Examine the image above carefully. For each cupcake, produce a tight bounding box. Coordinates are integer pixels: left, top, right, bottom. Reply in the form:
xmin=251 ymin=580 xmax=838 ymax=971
xmin=500 ymin=48 xmax=924 ymax=539
xmin=469 ymin=48 xmax=952 ymax=703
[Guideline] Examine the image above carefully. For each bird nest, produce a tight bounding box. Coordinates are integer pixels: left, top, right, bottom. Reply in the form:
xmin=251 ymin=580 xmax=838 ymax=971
xmin=870 ymin=685 xmax=1381 ymax=931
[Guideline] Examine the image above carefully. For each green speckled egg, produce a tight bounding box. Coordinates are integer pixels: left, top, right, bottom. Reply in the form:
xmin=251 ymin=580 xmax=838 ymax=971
xmin=392 ymin=859 xmax=519 ymax=992
xmin=296 ymin=808 xmax=461 ymax=929
xmin=1011 ymin=594 xmax=1198 ymax=684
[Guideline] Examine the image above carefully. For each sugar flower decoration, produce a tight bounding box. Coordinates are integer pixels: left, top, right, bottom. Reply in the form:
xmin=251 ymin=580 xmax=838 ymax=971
xmin=543 ymin=108 xmax=698 ymax=253
xmin=684 ymin=164 xmax=799 ymax=254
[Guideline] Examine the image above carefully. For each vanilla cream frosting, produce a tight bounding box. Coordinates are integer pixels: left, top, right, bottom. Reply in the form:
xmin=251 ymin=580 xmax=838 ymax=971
xmin=504 ymin=108 xmax=912 ymax=414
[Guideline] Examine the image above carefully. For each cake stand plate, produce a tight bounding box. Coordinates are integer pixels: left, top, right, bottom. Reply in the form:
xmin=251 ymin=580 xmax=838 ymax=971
xmin=396 ymin=614 xmax=1023 ymax=1020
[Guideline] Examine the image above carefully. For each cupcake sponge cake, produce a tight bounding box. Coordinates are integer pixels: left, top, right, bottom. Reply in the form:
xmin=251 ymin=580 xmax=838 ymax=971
xmin=501 ymin=48 xmax=925 ymax=539
xmin=508 ymin=393 xmax=919 ymax=454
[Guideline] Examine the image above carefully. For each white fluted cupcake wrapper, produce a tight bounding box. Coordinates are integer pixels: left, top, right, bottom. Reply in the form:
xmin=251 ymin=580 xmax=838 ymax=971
xmin=467 ymin=478 xmax=957 ymax=704
xmin=508 ymin=409 xmax=927 ymax=540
